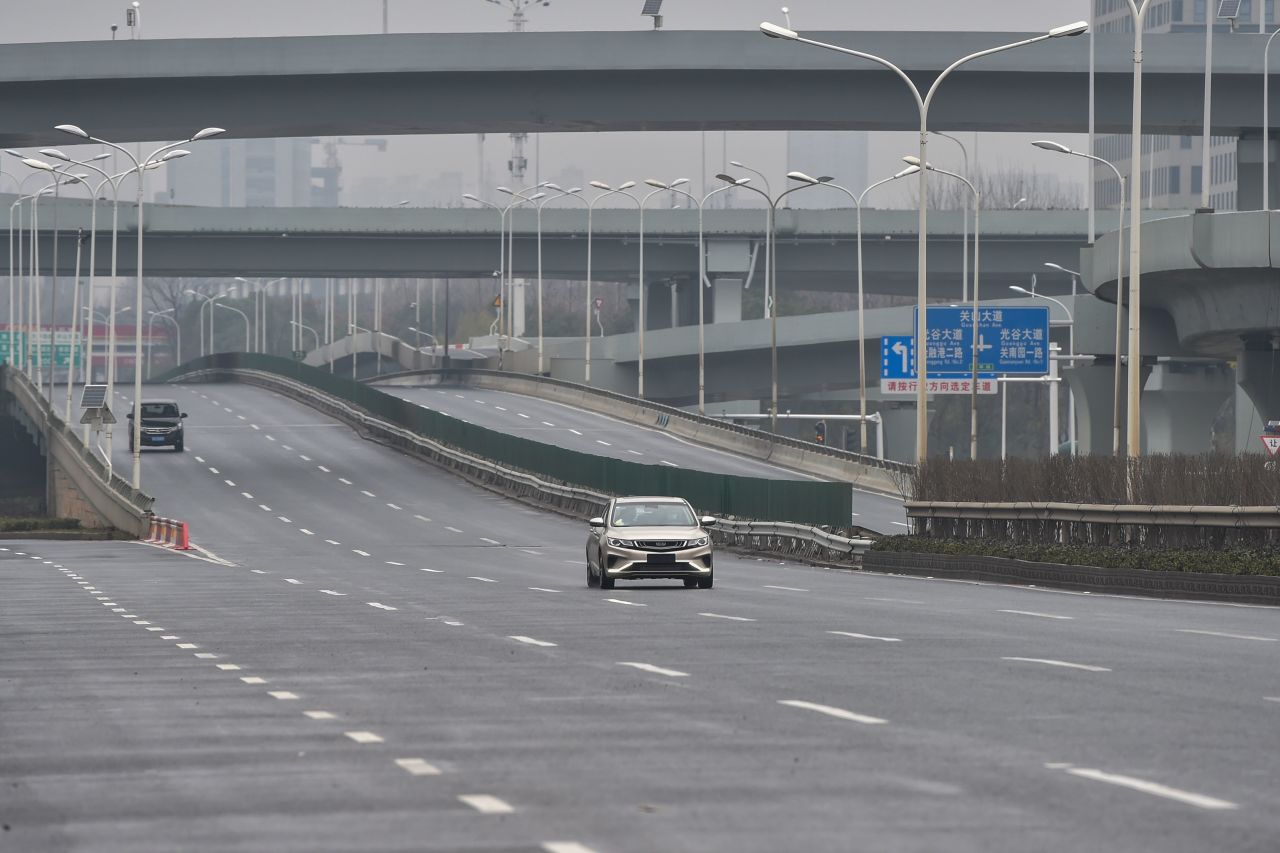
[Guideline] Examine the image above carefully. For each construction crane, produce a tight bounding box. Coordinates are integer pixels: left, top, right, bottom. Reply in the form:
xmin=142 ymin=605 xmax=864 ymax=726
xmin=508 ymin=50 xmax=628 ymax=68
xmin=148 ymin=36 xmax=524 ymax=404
xmin=480 ymin=0 xmax=550 ymax=188
xmin=310 ymin=138 xmax=389 ymax=207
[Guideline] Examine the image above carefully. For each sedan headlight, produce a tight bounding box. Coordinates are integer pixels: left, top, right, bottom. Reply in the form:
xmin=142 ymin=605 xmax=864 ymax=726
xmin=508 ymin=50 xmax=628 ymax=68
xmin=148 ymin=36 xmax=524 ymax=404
xmin=607 ymin=538 xmax=637 ymax=548
xmin=690 ymin=537 xmax=709 ymax=547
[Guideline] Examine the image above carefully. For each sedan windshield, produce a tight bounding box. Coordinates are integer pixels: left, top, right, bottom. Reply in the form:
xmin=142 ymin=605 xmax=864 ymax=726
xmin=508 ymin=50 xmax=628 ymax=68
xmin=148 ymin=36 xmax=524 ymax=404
xmin=610 ymin=502 xmax=696 ymax=527
xmin=141 ymin=403 xmax=179 ymax=418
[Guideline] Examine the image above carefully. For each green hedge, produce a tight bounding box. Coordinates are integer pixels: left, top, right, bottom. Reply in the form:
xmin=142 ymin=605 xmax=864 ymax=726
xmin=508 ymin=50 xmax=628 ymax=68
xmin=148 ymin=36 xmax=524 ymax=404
xmin=871 ymin=535 xmax=1280 ymax=577
xmin=0 ymin=517 xmax=81 ymax=532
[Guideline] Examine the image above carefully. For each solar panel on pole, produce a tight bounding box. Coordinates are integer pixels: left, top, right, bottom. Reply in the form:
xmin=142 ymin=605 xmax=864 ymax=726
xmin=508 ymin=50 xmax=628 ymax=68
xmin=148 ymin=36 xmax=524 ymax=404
xmin=80 ymin=385 xmax=108 ymax=409
xmin=1218 ymin=0 xmax=1242 ymax=19
xmin=641 ymin=0 xmax=665 ymax=16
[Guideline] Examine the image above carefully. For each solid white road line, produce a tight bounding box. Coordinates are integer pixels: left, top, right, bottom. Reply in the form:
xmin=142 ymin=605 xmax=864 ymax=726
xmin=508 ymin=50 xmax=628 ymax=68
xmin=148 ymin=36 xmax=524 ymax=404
xmin=617 ymin=661 xmax=689 ymax=678
xmin=1002 ymin=657 xmax=1111 ymax=672
xmin=606 ymin=598 xmax=645 ymax=607
xmin=345 ymin=731 xmax=384 ymax=744
xmin=459 ymin=794 xmax=514 ymax=814
xmin=778 ymin=699 xmax=887 ymax=725
xmin=829 ymin=631 xmax=901 ymax=642
xmin=1176 ymin=629 xmax=1277 ymax=642
xmin=998 ymin=609 xmax=1074 ymax=620
xmin=304 ymin=710 xmax=335 ymax=720
xmin=510 ymin=635 xmax=557 ymax=647
xmin=701 ymin=613 xmax=757 ymax=622
xmin=1056 ymin=765 xmax=1237 ymax=810
xmin=764 ymin=585 xmax=809 ymax=593
xmin=395 ymin=758 xmax=442 ymax=776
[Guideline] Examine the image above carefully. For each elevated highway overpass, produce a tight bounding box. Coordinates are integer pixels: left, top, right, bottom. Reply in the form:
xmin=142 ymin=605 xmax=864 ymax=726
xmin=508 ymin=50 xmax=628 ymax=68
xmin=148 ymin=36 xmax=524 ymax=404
xmin=0 ymin=31 xmax=1275 ymax=146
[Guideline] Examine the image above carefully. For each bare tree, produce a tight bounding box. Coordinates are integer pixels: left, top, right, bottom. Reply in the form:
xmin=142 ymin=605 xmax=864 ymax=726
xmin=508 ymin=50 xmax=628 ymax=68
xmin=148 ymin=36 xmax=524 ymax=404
xmin=910 ymin=166 xmax=1082 ymax=210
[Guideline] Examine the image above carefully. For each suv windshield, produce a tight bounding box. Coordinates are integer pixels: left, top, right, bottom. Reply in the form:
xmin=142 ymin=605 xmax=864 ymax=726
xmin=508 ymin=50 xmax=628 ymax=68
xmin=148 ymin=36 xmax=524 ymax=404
xmin=141 ymin=403 xmax=179 ymax=419
xmin=610 ymin=502 xmax=696 ymax=527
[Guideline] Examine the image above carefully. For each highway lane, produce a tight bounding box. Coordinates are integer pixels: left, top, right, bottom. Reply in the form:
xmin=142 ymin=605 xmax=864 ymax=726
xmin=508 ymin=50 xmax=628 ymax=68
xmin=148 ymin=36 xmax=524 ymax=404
xmin=4 ymin=380 xmax=1277 ymax=851
xmin=387 ymin=383 xmax=908 ymax=533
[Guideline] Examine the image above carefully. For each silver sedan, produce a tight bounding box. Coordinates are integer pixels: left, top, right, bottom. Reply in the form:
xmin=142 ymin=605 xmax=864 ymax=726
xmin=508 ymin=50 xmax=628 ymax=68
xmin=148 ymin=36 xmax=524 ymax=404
xmin=586 ymin=496 xmax=716 ymax=589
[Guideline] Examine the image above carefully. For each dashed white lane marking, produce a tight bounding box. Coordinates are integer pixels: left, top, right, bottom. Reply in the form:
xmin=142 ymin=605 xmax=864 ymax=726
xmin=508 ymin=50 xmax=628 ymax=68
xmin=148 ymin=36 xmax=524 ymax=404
xmin=325 ymin=539 xmax=341 ymax=546
xmin=386 ymin=503 xmax=402 ymax=510
xmin=251 ymin=569 xmax=267 ymax=575
xmin=352 ymin=549 xmax=371 ymax=557
xmin=627 ymin=449 xmax=644 ymax=455
xmin=543 ymin=843 xmax=599 ymax=853
xmin=345 ymin=731 xmax=384 ymax=744
xmin=778 ymin=699 xmax=887 ymax=725
xmin=304 ymin=710 xmax=335 ymax=720
xmin=132 ymin=620 xmax=150 ymax=625
xmin=864 ymin=597 xmax=923 ymax=604
xmin=176 ymin=643 xmax=198 ymax=649
xmin=420 ymin=568 xmax=444 ymax=574
xmin=479 ymin=537 xmax=501 ymax=545
xmin=510 ymin=635 xmax=557 ymax=648
xmin=569 ymin=429 xmax=583 ymax=436
xmin=241 ymin=492 xmax=254 ymax=500
xmin=299 ymin=454 xmax=311 ymax=461
xmin=265 ymin=435 xmax=276 ymax=442
xmin=1176 ymin=629 xmax=1277 ymax=642
xmin=284 ymin=578 xmax=302 ymax=585
xmin=617 ymin=661 xmax=689 ymax=678
xmin=338 ymin=477 xmax=352 ymax=485
xmin=277 ymin=516 xmax=292 ymax=523
xmin=606 ymin=598 xmax=645 ymax=607
xmin=1264 ymin=697 xmax=1280 ymax=703
xmin=542 ymin=421 xmax=555 ymax=427
xmin=368 ymin=602 xmax=398 ymax=611
xmin=459 ymin=794 xmax=514 ymax=814
xmin=596 ymin=440 xmax=612 ymax=446
xmin=386 ymin=561 xmax=405 ymax=566
xmin=241 ymin=676 xmax=267 ymax=685
xmin=194 ymin=653 xmax=218 ymax=660
xmin=1003 ymin=657 xmax=1111 ymax=672
xmin=161 ymin=635 xmax=180 ymax=640
xmin=468 ymin=576 xmax=497 ymax=583
xmin=250 ymin=424 xmax=259 ymax=431
xmin=258 ymin=504 xmax=273 ymax=512
xmin=494 ymin=405 xmax=507 ymax=411
xmin=319 ymin=589 xmax=348 ymax=596
xmin=517 ymin=413 xmax=530 ymax=419
xmin=224 ymin=479 xmax=236 ymax=487
xmin=223 ymin=407 xmax=233 ymax=413
xmin=208 ymin=467 xmax=219 ymax=474
xmin=269 ymin=691 xmax=299 ymax=700
xmin=445 ymin=526 xmax=463 ymax=533
xmin=829 ymin=631 xmax=901 ymax=643
xmin=194 ymin=456 xmax=206 ymax=463
xmin=361 ymin=490 xmax=376 ymax=497
xmin=216 ymin=664 xmax=242 ymax=671
xmin=300 ymin=529 xmax=315 ymax=535
xmin=237 ymin=415 xmax=246 ymax=421
xmin=414 ymin=514 xmax=431 ymax=522
xmin=521 ymin=549 xmax=542 ymax=556
xmin=701 ymin=613 xmax=756 ymax=622
xmin=146 ymin=627 xmax=164 ymax=632
xmin=395 ymin=758 xmax=442 ymax=776
xmin=999 ymin=609 xmax=1073 ymax=621
xmin=318 ymin=465 xmax=331 ymax=472
xmin=1054 ymin=765 xmax=1238 ymax=810
xmin=529 ymin=587 xmax=559 ymax=593
xmin=660 ymin=460 xmax=678 ymax=467
xmin=764 ymin=585 xmax=809 ymax=593
xmin=282 ymin=445 xmax=293 ymax=451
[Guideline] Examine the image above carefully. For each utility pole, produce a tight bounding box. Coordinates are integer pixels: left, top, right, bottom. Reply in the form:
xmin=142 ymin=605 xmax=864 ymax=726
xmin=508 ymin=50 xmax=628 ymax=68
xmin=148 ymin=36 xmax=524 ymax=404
xmin=480 ymin=0 xmax=550 ymax=188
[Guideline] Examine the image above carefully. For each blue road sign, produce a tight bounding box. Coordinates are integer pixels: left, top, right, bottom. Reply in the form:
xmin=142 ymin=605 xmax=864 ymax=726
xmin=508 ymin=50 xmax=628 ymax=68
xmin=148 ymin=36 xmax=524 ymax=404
xmin=912 ymin=306 xmax=1050 ymax=375
xmin=880 ymin=335 xmax=916 ymax=379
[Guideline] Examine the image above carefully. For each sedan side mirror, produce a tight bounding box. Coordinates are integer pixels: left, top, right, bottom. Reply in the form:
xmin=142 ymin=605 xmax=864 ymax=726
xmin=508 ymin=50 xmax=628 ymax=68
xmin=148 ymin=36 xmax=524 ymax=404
xmin=700 ymin=516 xmax=718 ymax=527
xmin=588 ymin=516 xmax=605 ymax=528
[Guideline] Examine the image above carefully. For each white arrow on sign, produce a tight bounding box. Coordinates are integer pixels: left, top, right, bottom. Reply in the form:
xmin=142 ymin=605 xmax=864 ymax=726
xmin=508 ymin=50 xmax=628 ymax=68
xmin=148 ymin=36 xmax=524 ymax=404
xmin=891 ymin=341 xmax=910 ymax=375
xmin=1261 ymin=435 xmax=1280 ymax=457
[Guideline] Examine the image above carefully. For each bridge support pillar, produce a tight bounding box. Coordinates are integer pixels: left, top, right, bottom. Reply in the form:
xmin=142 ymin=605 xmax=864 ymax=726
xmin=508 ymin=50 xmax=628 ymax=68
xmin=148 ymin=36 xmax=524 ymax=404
xmin=1235 ymin=134 xmax=1280 ymax=211
xmin=879 ymin=402 xmax=918 ymax=464
xmin=712 ymin=278 xmax=742 ymax=324
xmin=1142 ymin=362 xmax=1233 ymax=455
xmin=1238 ymin=339 xmax=1280 ymax=439
xmin=1063 ymin=358 xmax=1158 ymax=455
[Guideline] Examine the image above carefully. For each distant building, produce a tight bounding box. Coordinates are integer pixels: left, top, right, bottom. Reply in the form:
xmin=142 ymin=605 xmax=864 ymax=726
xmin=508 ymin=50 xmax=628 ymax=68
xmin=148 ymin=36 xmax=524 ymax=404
xmin=164 ymin=138 xmax=314 ymax=207
xmin=785 ymin=132 xmax=869 ymax=207
xmin=1092 ymin=0 xmax=1270 ymax=210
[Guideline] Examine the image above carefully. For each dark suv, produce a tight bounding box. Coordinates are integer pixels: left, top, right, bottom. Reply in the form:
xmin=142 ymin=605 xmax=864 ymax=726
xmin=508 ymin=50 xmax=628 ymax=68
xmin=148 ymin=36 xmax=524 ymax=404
xmin=127 ymin=400 xmax=187 ymax=452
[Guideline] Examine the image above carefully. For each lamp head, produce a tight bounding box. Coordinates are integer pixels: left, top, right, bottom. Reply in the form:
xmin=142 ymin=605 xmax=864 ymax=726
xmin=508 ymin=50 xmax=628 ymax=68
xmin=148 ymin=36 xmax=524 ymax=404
xmin=644 ymin=179 xmax=668 ymax=189
xmin=618 ymin=181 xmax=637 ymax=190
xmin=760 ymin=21 xmax=798 ymax=39
xmin=190 ymin=127 xmax=226 ymax=141
xmin=529 ymin=192 xmax=546 ymax=200
xmin=1009 ymin=285 xmax=1031 ymax=295
xmin=462 ymin=193 xmax=479 ymax=201
xmin=40 ymin=148 xmax=70 ymax=161
xmin=894 ymin=166 xmax=921 ymax=179
xmin=21 ymin=157 xmax=55 ymax=172
xmin=670 ymin=178 xmax=689 ymax=188
xmin=1032 ymin=140 xmax=1073 ymax=155
xmin=715 ymin=173 xmax=739 ymax=185
xmin=496 ymin=186 xmax=514 ymax=195
xmin=589 ymin=180 xmax=611 ymax=190
xmin=565 ymin=187 xmax=582 ymax=194
xmin=544 ymin=182 xmax=562 ymax=190
xmin=787 ymin=171 xmax=821 ymax=185
xmin=161 ymin=149 xmax=190 ymax=162
xmin=1048 ymin=21 xmax=1089 ymax=38
xmin=55 ymin=124 xmax=89 ymax=139
xmin=902 ymin=155 xmax=924 ymax=168
xmin=90 ymin=152 xmax=111 ymax=162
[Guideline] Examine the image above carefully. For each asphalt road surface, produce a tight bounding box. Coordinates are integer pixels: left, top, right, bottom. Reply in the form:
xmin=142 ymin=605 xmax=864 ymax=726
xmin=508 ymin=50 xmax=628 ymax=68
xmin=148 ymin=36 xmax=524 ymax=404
xmin=388 ymin=384 xmax=908 ymax=533
xmin=3 ymin=381 xmax=1276 ymax=852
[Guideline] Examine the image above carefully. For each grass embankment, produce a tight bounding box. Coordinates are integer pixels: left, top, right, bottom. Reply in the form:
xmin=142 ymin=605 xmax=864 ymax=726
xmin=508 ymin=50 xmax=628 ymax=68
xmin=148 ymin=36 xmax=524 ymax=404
xmin=0 ymin=517 xmax=82 ymax=533
xmin=872 ymin=535 xmax=1280 ymax=577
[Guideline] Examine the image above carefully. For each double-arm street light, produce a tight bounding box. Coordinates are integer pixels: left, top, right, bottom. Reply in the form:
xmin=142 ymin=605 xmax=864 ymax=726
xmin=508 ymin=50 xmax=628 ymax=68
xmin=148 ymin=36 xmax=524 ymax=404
xmin=216 ymin=301 xmax=251 ymax=352
xmin=1033 ymin=139 xmax=1128 ymax=455
xmin=234 ymin=276 xmax=285 ymax=353
xmin=464 ymin=188 xmax=541 ymax=369
xmin=496 ymin=185 xmax=546 ymax=365
xmin=291 ymin=319 xmax=320 ymax=350
xmin=760 ymin=17 xmax=1088 ymax=462
xmin=147 ymin=308 xmax=178 ymax=380
xmin=584 ymin=181 xmax=637 ymax=385
xmin=57 ymin=123 xmax=225 ymax=489
xmin=185 ymin=289 xmax=218 ymax=356
xmin=637 ymin=178 xmax=689 ymax=398
xmin=931 ymin=132 xmax=973 ymax=303
xmin=535 ymin=184 xmax=586 ymax=376
xmin=790 ymin=166 xmax=918 ymax=453
xmin=1011 ymin=284 xmax=1075 ymax=455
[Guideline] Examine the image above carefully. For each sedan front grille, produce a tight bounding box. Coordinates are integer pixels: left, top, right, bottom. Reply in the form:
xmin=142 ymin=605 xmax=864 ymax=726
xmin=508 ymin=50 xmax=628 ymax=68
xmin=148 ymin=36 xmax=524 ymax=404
xmin=635 ymin=540 xmax=686 ymax=552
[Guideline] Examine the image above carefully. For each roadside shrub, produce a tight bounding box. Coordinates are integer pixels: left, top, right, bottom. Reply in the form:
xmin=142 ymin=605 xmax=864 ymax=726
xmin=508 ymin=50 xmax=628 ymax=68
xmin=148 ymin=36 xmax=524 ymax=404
xmin=0 ymin=517 xmax=82 ymax=532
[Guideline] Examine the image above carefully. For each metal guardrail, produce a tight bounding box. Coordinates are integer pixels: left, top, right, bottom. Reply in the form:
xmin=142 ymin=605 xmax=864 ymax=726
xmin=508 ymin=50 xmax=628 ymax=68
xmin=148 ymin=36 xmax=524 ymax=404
xmin=178 ymin=367 xmax=875 ymax=566
xmin=375 ymin=367 xmax=916 ymax=477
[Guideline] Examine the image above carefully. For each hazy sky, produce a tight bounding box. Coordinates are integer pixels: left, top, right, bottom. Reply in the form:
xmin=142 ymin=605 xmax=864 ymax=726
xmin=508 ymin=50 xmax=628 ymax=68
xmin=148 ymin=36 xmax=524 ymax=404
xmin=5 ymin=1 xmax=1094 ymax=208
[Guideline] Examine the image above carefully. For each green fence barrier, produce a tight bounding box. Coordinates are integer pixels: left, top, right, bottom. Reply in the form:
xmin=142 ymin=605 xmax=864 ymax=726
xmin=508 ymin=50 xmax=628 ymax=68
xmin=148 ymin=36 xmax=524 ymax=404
xmin=155 ymin=354 xmax=854 ymax=528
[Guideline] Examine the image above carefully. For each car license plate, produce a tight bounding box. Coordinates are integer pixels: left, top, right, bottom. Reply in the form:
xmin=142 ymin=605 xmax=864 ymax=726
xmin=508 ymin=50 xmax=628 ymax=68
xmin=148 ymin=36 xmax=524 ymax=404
xmin=151 ymin=436 xmax=165 ymax=444
xmin=647 ymin=553 xmax=676 ymax=565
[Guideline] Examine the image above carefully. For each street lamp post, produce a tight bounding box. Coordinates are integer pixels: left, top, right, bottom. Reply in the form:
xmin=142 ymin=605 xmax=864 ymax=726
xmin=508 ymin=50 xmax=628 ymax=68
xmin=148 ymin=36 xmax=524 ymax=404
xmin=291 ymin=319 xmax=320 ymax=350
xmin=185 ymin=290 xmax=217 ymax=356
xmin=790 ymin=166 xmax=919 ymax=453
xmin=1043 ymin=262 xmax=1081 ymax=454
xmin=583 ymin=181 xmax=637 ymax=385
xmin=932 ymin=132 xmax=973 ymax=303
xmin=638 ymin=178 xmax=688 ymax=398
xmin=535 ymin=185 xmax=586 ymax=376
xmin=147 ymin=308 xmax=178 ymax=380
xmin=57 ymin=122 xmax=225 ymax=489
xmin=760 ymin=17 xmax=1088 ymax=462
xmin=216 ymin=302 xmax=251 ymax=351
xmin=496 ymin=186 xmax=546 ymax=368
xmin=1012 ymin=284 xmax=1075 ymax=456
xmin=1033 ymin=140 xmax=1128 ymax=455
xmin=1265 ymin=27 xmax=1280 ymax=209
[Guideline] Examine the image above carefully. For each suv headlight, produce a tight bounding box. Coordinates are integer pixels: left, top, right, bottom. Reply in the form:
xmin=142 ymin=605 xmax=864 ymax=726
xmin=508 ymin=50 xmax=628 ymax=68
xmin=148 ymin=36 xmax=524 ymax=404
xmin=690 ymin=537 xmax=709 ymax=547
xmin=607 ymin=538 xmax=637 ymax=548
